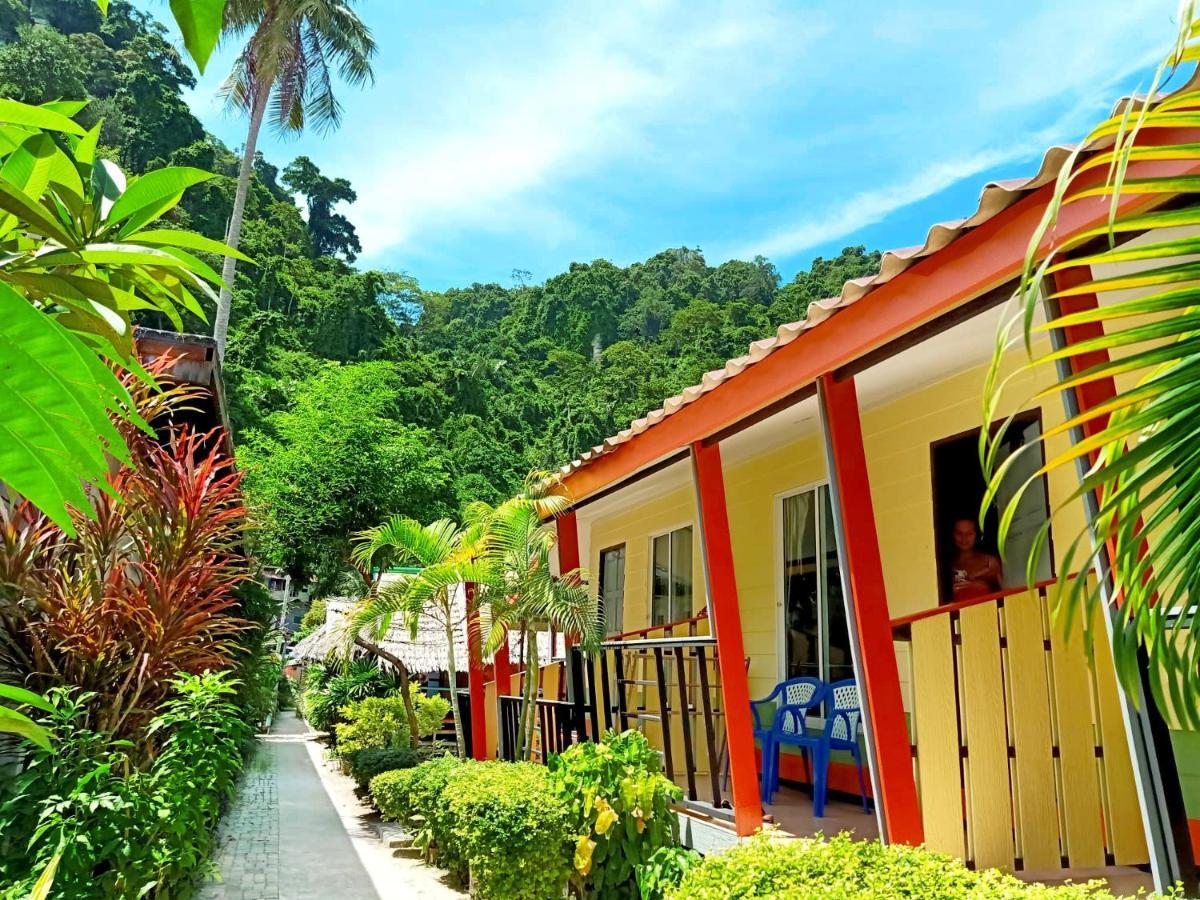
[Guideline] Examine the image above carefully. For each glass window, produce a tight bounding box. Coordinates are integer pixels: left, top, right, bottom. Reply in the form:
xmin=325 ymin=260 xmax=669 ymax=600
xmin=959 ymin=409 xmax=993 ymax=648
xmin=599 ymin=545 xmax=626 ymax=635
xmin=783 ymin=486 xmax=852 ymax=682
xmin=651 ymin=525 xmax=693 ymax=625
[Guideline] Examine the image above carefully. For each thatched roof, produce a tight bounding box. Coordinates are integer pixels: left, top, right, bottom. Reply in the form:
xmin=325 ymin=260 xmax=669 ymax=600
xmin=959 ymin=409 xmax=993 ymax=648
xmin=288 ymin=584 xmax=555 ymax=673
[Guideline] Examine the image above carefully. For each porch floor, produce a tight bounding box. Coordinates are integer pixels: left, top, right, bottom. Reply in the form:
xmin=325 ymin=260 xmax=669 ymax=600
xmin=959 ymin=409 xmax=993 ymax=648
xmin=763 ymin=786 xmax=879 ymax=841
xmin=762 ymin=787 xmax=1154 ymax=896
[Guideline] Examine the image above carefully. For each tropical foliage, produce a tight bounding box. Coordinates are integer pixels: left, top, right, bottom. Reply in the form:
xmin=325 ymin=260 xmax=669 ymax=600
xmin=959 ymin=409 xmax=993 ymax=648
xmin=0 ymin=360 xmax=248 ymax=742
xmin=669 ymin=831 xmax=1160 ymax=899
xmin=350 ymin=517 xmax=484 ymax=757
xmin=549 ymin=730 xmax=683 ymax=898
xmin=982 ymin=4 xmax=1200 ymax=721
xmin=0 ymin=97 xmax=244 ymax=530
xmin=0 ymin=682 xmax=52 ymax=749
xmin=212 ymin=0 xmax=375 ymax=354
xmin=0 ymin=674 xmax=251 ymax=899
xmin=443 ymin=761 xmax=573 ymax=900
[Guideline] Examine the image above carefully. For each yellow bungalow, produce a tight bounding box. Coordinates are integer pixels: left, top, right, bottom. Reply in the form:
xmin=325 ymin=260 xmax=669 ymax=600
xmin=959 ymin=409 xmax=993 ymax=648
xmin=470 ymin=101 xmax=1200 ymax=893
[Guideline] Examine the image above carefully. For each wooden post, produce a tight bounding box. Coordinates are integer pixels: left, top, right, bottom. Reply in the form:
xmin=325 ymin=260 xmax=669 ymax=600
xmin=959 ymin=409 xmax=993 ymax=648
xmin=465 ymin=583 xmax=488 ymax=761
xmin=817 ymin=373 xmax=923 ymax=846
xmin=556 ymin=510 xmax=582 ymax=647
xmin=1049 ymin=267 xmax=1196 ymax=892
xmin=690 ymin=440 xmax=762 ymax=836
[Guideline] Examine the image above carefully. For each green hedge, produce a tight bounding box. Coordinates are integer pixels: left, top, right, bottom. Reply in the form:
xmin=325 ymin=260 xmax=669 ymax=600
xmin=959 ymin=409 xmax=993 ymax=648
xmin=669 ymin=833 xmax=1158 ymax=899
xmin=443 ymin=761 xmax=571 ymax=900
xmin=370 ymin=754 xmax=466 ymax=875
xmin=345 ymin=747 xmax=419 ymax=789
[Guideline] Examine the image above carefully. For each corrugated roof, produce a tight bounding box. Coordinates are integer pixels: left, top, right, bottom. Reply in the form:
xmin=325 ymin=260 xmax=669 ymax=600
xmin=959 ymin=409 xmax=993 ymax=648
xmin=556 ymin=87 xmax=1176 ymax=483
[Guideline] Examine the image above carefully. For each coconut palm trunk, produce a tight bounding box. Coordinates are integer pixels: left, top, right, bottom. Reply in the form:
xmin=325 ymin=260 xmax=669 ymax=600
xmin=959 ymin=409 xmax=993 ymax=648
xmin=354 ymin=635 xmax=420 ymax=746
xmin=442 ymin=598 xmax=467 ymax=758
xmin=518 ymin=625 xmax=539 ymax=761
xmin=212 ymin=84 xmax=268 ymax=357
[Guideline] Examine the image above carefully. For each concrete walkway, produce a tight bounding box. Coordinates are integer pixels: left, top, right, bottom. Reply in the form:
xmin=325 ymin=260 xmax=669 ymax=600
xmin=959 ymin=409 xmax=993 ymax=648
xmin=199 ymin=711 xmax=464 ymax=900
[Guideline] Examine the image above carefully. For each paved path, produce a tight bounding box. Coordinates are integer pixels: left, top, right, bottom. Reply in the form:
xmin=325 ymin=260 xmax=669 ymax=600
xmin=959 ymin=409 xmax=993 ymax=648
xmin=198 ymin=712 xmax=382 ymax=900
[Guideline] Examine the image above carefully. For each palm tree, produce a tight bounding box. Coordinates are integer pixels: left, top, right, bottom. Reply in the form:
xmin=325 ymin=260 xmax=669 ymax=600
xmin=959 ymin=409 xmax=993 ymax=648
xmin=349 ymin=519 xmax=490 ymax=758
xmin=468 ymin=477 xmax=601 ymax=761
xmin=212 ymin=0 xmax=375 ymax=356
xmin=982 ymin=4 xmax=1200 ymax=725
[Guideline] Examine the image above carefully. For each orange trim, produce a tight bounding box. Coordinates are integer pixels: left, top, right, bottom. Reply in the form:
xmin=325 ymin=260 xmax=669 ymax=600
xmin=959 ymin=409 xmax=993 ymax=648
xmin=691 ymin=441 xmax=762 ymax=836
xmin=465 ymin=583 xmax=489 ymax=761
xmin=607 ymin=608 xmax=708 ymax=641
xmin=559 ymin=130 xmax=1200 ymax=505
xmin=556 ymin=511 xmax=581 ymax=646
xmin=820 ymin=373 xmax=923 ymax=845
xmin=889 ymin=578 xmax=1058 ymax=628
xmin=1189 ymin=819 xmax=1200 ymax=862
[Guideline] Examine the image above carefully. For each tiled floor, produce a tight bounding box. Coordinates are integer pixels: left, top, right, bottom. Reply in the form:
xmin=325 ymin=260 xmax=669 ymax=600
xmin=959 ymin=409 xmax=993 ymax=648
xmin=763 ymin=786 xmax=1155 ymax=896
xmin=764 ymin=786 xmax=880 ymax=841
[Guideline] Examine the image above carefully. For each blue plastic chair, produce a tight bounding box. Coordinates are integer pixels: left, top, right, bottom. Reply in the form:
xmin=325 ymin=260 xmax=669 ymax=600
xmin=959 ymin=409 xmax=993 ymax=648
xmin=750 ymin=677 xmax=825 ymax=804
xmin=769 ymin=678 xmax=870 ymax=816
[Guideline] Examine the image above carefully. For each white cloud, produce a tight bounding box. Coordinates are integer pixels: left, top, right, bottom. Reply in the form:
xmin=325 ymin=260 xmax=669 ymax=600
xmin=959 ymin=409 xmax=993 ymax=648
xmin=345 ymin=0 xmax=825 ymax=261
xmin=729 ymin=0 xmax=1174 ymax=262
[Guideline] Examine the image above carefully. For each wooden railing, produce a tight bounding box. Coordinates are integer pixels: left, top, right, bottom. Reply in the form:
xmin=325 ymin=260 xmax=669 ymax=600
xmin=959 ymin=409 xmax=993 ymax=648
xmin=595 ymin=635 xmax=730 ymax=816
xmin=606 ymin=608 xmax=709 ymax=642
xmin=493 ymin=632 xmax=732 ymax=819
xmin=892 ymin=580 xmax=1148 ymax=874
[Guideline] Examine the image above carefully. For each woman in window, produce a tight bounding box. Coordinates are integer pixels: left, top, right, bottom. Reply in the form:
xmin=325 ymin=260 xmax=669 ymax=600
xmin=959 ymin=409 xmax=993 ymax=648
xmin=949 ymin=518 xmax=1002 ymax=600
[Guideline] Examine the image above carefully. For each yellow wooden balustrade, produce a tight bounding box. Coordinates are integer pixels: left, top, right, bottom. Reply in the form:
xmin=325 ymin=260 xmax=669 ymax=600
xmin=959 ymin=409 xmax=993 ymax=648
xmin=895 ymin=583 xmax=1148 ymax=874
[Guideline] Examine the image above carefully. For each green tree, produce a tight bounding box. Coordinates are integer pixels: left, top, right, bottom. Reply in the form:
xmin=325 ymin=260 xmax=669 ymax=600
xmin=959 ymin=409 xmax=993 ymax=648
xmin=469 ymin=480 xmax=600 ymax=760
xmin=351 ymin=518 xmax=492 ymax=758
xmin=239 ymin=362 xmax=451 ymax=590
xmin=282 ymin=155 xmax=361 ymax=261
xmin=212 ymin=0 xmax=375 ymax=356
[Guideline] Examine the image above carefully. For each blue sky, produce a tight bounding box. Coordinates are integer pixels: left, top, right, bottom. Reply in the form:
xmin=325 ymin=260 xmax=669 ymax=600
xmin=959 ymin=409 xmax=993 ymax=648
xmin=175 ymin=0 xmax=1178 ymax=291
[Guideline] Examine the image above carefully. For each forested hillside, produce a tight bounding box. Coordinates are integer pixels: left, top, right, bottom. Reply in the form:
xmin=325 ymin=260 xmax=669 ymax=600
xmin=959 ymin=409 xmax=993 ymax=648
xmin=4 ymin=0 xmax=881 ymax=592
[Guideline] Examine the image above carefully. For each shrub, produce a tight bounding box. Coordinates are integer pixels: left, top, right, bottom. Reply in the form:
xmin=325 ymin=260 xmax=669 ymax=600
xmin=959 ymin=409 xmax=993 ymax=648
xmin=636 ymin=846 xmax=700 ymax=900
xmin=443 ymin=761 xmax=572 ymax=900
xmin=336 ymin=695 xmax=413 ymax=755
xmin=669 ymin=832 xmax=1144 ymax=899
xmin=0 ymin=674 xmax=250 ymax=899
xmin=346 ymin=747 xmax=419 ymax=789
xmin=335 ymin=690 xmax=451 ymax=756
xmin=371 ymin=754 xmax=466 ymax=875
xmin=549 ymin=730 xmax=683 ymax=898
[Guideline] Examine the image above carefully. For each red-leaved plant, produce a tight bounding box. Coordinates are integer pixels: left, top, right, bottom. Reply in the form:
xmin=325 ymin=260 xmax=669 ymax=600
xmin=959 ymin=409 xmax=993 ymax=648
xmin=0 ymin=355 xmax=249 ymax=743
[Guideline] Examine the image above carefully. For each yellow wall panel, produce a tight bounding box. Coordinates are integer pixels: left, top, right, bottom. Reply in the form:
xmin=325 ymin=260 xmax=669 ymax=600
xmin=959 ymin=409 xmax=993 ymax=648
xmin=959 ymin=603 xmax=1016 ymax=870
xmin=1050 ymin=620 xmax=1106 ymax=868
xmin=1004 ymin=592 xmax=1062 ymax=870
xmin=1090 ymin=612 xmax=1149 ymax=864
xmin=909 ymin=616 xmax=966 ymax=860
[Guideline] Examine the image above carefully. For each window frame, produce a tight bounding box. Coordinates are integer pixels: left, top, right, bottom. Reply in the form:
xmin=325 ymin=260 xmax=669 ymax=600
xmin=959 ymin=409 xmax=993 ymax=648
xmin=774 ymin=480 xmax=849 ymax=686
xmin=597 ymin=542 xmax=627 ymax=636
xmin=647 ymin=522 xmax=696 ymax=627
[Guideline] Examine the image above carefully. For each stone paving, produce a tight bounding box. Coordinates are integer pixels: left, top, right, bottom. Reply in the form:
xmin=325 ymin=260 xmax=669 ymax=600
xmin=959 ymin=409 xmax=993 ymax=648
xmin=197 ymin=712 xmax=380 ymax=900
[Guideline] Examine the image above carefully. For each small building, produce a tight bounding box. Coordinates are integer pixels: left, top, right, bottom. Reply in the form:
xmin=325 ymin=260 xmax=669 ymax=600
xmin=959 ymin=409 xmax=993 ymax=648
xmin=473 ymin=92 xmax=1200 ymax=892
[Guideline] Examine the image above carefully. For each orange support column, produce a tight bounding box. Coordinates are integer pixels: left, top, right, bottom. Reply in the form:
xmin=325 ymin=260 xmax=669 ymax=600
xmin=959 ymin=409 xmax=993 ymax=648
xmin=465 ymin=583 xmax=489 ymax=761
xmin=690 ymin=440 xmax=762 ymax=836
xmin=817 ymin=373 xmax=923 ymax=846
xmin=556 ymin=510 xmax=582 ymax=646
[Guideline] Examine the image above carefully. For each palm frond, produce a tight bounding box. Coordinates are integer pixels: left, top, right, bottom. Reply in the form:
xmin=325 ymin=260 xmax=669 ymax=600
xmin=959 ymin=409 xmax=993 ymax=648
xmin=983 ymin=7 xmax=1200 ymax=726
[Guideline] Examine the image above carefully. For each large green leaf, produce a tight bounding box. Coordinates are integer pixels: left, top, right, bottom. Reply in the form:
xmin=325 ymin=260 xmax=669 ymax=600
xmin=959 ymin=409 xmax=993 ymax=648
xmin=0 ymin=282 xmax=134 ymax=531
xmin=168 ymin=0 xmax=226 ymax=74
xmin=0 ymin=706 xmax=50 ymax=750
xmin=0 ymin=683 xmax=54 ymax=712
xmin=0 ymin=99 xmax=85 ymax=136
xmin=982 ymin=9 xmax=1200 ymax=726
xmin=106 ymin=167 xmax=213 ymax=230
xmin=128 ymin=228 xmax=253 ymax=262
